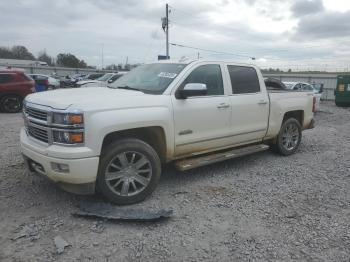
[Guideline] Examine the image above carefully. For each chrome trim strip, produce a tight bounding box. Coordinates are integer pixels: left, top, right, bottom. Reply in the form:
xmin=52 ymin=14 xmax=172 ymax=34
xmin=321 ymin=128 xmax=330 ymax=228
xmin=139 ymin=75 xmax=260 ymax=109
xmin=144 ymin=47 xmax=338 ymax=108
xmin=176 ymin=128 xmax=266 ymax=147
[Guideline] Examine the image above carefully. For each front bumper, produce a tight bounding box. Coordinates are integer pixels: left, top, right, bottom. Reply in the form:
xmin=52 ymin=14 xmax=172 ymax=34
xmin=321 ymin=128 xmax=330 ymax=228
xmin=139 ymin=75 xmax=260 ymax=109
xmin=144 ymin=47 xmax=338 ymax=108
xmin=21 ymin=128 xmax=99 ymax=195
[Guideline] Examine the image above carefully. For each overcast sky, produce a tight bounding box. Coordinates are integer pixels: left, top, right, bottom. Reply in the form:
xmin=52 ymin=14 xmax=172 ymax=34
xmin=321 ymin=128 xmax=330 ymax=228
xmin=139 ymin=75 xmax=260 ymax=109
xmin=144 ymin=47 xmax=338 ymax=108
xmin=1 ymin=0 xmax=350 ymax=70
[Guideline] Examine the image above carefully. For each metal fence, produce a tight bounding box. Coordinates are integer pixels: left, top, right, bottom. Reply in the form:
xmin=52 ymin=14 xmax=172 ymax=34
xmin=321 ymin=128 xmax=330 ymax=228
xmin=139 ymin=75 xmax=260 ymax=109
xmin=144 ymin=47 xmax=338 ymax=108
xmin=263 ymin=72 xmax=338 ymax=100
xmin=0 ymin=63 xmax=115 ymax=77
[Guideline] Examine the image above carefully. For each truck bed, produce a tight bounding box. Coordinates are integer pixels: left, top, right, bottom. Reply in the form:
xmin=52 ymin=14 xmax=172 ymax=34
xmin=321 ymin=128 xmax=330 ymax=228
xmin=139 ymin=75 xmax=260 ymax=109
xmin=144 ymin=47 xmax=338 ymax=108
xmin=265 ymin=90 xmax=314 ymax=138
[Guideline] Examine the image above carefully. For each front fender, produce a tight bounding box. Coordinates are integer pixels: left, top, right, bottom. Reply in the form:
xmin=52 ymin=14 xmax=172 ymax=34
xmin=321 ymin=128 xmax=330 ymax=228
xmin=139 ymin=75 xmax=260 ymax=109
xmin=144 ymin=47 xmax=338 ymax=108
xmin=84 ymin=106 xmax=174 ymax=158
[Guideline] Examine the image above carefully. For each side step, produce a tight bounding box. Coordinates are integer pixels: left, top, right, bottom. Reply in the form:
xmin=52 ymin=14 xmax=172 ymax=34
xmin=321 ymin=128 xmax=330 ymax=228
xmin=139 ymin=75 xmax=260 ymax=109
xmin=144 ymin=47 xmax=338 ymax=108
xmin=175 ymin=144 xmax=269 ymax=171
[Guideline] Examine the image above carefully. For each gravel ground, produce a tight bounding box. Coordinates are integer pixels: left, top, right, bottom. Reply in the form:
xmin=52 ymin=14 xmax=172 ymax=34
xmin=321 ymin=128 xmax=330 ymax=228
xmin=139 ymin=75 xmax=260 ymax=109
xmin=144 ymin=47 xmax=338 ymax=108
xmin=0 ymin=101 xmax=349 ymax=261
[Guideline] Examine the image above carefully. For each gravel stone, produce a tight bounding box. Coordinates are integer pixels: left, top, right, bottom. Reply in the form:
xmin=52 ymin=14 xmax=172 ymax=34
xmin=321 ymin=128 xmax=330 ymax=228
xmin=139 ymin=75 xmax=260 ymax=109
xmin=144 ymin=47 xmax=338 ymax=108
xmin=0 ymin=102 xmax=350 ymax=261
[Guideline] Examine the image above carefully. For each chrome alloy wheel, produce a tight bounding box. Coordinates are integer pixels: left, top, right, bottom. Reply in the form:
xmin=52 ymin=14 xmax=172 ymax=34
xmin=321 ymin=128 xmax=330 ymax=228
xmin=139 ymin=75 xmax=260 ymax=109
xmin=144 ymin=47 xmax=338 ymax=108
xmin=105 ymin=151 xmax=152 ymax=197
xmin=281 ymin=123 xmax=299 ymax=151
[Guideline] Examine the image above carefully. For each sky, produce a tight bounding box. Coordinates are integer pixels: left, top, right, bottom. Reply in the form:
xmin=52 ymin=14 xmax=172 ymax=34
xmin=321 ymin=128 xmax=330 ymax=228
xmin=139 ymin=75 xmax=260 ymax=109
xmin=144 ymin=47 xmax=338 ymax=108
xmin=1 ymin=0 xmax=350 ymax=71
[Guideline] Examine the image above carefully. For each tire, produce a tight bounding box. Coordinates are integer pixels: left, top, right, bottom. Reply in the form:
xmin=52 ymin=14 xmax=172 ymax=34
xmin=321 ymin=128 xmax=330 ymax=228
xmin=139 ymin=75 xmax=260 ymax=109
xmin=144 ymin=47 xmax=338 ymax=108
xmin=97 ymin=138 xmax=161 ymax=205
xmin=272 ymin=118 xmax=302 ymax=156
xmin=0 ymin=95 xmax=23 ymax=113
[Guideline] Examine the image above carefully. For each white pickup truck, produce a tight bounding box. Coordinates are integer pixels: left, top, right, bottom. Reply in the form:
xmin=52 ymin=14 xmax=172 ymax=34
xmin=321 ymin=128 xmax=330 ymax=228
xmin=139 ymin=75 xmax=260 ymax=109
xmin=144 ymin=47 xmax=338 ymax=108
xmin=21 ymin=60 xmax=315 ymax=204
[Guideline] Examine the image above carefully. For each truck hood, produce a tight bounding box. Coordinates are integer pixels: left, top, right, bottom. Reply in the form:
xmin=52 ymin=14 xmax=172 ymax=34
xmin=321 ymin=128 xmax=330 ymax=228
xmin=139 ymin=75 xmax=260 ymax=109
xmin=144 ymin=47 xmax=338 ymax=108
xmin=25 ymin=87 xmax=155 ymax=110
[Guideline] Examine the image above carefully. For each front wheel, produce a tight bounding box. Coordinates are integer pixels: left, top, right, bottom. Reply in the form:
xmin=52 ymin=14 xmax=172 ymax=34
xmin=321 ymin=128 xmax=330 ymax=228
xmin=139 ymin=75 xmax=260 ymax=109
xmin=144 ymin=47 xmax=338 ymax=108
xmin=272 ymin=118 xmax=302 ymax=156
xmin=97 ymin=138 xmax=161 ymax=205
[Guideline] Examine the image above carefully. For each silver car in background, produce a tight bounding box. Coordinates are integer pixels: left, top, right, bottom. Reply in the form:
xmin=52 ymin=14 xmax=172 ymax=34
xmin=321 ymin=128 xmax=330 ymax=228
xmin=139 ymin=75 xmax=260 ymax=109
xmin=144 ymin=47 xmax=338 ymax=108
xmin=284 ymin=82 xmax=322 ymax=111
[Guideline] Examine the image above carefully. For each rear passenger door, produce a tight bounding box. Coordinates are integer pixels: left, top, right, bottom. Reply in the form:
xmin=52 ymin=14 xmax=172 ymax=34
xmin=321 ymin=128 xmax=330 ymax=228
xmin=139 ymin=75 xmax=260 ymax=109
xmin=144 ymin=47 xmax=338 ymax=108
xmin=225 ymin=64 xmax=269 ymax=144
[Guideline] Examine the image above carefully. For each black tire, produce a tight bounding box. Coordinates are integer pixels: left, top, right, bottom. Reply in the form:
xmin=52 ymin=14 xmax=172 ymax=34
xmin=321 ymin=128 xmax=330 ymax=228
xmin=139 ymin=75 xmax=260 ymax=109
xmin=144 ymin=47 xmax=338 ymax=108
xmin=97 ymin=138 xmax=161 ymax=205
xmin=0 ymin=95 xmax=23 ymax=113
xmin=271 ymin=118 xmax=302 ymax=156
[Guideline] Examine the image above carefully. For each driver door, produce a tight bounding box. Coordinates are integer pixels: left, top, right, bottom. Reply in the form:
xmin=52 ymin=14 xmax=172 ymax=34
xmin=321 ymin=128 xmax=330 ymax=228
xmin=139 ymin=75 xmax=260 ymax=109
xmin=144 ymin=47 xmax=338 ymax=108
xmin=171 ymin=63 xmax=232 ymax=156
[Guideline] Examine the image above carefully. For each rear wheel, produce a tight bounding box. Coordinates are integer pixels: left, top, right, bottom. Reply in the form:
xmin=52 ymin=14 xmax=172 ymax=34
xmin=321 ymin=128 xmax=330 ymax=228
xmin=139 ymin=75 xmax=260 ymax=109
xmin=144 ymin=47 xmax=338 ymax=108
xmin=0 ymin=95 xmax=22 ymax=113
xmin=272 ymin=118 xmax=302 ymax=156
xmin=97 ymin=138 xmax=161 ymax=205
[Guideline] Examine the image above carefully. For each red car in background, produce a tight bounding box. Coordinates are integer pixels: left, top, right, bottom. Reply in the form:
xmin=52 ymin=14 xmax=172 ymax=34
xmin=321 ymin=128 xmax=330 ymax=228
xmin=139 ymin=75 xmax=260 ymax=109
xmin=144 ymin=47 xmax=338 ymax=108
xmin=0 ymin=70 xmax=35 ymax=113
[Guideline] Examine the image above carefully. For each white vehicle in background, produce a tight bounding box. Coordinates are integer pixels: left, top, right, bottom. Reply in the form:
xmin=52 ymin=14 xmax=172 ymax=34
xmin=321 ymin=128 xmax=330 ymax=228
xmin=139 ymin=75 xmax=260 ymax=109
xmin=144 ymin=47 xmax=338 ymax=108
xmin=28 ymin=74 xmax=60 ymax=89
xmin=76 ymin=72 xmax=126 ymax=88
xmin=284 ymin=82 xmax=322 ymax=111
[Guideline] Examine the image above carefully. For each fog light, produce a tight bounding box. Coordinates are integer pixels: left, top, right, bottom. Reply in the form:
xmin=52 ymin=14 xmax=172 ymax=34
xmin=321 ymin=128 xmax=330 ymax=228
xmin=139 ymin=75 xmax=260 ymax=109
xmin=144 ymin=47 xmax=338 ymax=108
xmin=51 ymin=162 xmax=70 ymax=173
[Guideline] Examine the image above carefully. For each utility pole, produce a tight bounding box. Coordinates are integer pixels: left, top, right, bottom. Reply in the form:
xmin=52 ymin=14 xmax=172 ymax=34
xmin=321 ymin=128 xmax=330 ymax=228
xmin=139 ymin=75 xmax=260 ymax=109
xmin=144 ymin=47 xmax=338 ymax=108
xmin=101 ymin=43 xmax=104 ymax=70
xmin=166 ymin=3 xmax=169 ymax=59
xmin=161 ymin=4 xmax=170 ymax=59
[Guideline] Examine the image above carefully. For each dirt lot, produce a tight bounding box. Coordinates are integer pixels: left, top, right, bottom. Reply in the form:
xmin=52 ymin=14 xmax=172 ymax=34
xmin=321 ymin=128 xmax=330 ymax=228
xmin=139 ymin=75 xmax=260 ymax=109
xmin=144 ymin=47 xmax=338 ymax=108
xmin=0 ymin=102 xmax=350 ymax=261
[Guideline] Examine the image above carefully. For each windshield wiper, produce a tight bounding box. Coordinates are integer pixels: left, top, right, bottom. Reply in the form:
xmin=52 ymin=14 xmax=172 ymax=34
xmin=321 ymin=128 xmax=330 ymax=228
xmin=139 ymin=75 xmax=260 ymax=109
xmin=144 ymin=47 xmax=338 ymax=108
xmin=115 ymin=85 xmax=143 ymax=92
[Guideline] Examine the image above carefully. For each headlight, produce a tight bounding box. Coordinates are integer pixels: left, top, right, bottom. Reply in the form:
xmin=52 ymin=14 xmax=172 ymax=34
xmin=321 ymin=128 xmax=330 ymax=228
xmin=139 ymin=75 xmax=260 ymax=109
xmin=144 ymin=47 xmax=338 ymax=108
xmin=53 ymin=130 xmax=84 ymax=144
xmin=52 ymin=112 xmax=83 ymax=126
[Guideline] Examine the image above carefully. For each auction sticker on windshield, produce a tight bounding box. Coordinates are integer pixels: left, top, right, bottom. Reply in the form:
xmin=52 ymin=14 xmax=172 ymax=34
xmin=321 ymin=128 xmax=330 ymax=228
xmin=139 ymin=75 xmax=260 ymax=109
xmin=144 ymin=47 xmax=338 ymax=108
xmin=158 ymin=72 xmax=178 ymax=78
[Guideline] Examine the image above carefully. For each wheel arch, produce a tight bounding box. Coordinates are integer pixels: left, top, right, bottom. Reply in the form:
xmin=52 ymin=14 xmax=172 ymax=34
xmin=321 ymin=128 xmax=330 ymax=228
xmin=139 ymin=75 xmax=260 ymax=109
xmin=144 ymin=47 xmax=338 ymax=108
xmin=0 ymin=92 xmax=24 ymax=100
xmin=101 ymin=126 xmax=168 ymax=163
xmin=282 ymin=110 xmax=304 ymax=126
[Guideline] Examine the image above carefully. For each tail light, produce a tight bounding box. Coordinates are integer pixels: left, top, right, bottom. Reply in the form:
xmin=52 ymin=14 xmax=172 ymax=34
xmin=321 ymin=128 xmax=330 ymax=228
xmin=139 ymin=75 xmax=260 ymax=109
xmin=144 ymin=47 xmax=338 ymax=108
xmin=312 ymin=96 xmax=316 ymax=113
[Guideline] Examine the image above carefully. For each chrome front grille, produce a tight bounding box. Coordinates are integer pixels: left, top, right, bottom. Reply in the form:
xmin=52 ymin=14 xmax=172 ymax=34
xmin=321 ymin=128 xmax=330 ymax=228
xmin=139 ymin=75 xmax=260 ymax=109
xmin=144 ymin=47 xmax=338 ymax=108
xmin=23 ymin=102 xmax=84 ymax=146
xmin=25 ymin=106 xmax=48 ymax=121
xmin=27 ymin=125 xmax=49 ymax=143
xmin=23 ymin=103 xmax=50 ymax=144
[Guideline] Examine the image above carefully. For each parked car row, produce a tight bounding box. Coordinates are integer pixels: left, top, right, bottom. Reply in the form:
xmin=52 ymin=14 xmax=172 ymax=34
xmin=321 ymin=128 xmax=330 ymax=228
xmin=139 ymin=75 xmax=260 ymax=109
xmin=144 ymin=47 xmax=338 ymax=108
xmin=58 ymin=73 xmax=124 ymax=88
xmin=29 ymin=74 xmax=60 ymax=90
xmin=76 ymin=72 xmax=127 ymax=87
xmin=0 ymin=70 xmax=129 ymax=113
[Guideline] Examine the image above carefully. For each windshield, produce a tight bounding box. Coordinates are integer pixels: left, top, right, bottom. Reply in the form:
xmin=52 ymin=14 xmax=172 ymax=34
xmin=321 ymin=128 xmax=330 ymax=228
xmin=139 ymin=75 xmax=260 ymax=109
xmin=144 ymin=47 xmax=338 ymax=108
xmin=97 ymin=73 xmax=114 ymax=82
xmin=109 ymin=63 xmax=187 ymax=94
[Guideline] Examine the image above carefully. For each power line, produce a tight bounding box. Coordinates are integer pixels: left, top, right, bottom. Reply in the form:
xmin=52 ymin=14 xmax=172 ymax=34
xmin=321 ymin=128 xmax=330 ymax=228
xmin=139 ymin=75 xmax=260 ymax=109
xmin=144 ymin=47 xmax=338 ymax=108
xmin=170 ymin=42 xmax=256 ymax=60
xmin=167 ymin=4 xmax=350 ymax=58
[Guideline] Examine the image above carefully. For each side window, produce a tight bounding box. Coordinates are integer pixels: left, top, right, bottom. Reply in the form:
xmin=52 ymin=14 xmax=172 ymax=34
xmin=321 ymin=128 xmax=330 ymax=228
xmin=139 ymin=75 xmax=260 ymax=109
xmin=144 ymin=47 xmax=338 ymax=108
xmin=0 ymin=74 xmax=13 ymax=84
xmin=227 ymin=65 xmax=260 ymax=94
xmin=302 ymin=84 xmax=312 ymax=91
xmin=182 ymin=64 xmax=224 ymax=96
xmin=293 ymin=84 xmax=301 ymax=90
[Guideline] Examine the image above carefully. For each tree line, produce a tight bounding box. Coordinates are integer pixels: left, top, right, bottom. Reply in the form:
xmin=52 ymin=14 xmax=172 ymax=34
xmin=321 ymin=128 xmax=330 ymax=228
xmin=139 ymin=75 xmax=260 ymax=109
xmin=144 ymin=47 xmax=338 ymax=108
xmin=0 ymin=45 xmax=90 ymax=68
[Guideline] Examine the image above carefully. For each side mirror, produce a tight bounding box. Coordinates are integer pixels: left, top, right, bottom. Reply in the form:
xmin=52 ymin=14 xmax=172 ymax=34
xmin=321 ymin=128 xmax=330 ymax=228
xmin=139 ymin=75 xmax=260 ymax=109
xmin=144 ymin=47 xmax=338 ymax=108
xmin=107 ymin=79 xmax=113 ymax=83
xmin=176 ymin=83 xmax=207 ymax=99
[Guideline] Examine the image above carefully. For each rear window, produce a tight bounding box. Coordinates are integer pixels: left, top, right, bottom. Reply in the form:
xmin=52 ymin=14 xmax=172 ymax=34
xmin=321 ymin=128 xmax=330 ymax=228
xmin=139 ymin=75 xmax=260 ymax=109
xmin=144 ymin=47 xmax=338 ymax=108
xmin=0 ymin=74 xmax=13 ymax=84
xmin=227 ymin=65 xmax=260 ymax=94
xmin=23 ymin=74 xmax=33 ymax=81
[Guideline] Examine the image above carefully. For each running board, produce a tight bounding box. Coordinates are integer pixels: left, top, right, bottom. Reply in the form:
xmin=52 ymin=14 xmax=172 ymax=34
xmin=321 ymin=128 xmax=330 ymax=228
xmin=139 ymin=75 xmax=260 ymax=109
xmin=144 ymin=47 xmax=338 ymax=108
xmin=175 ymin=144 xmax=269 ymax=171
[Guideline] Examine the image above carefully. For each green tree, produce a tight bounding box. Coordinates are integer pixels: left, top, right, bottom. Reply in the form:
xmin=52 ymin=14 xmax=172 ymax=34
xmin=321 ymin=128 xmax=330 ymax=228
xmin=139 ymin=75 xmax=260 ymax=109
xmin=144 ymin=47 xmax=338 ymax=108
xmin=56 ymin=53 xmax=87 ymax=68
xmin=11 ymin=45 xmax=35 ymax=60
xmin=37 ymin=50 xmax=54 ymax=66
xmin=0 ymin=47 xmax=14 ymax=59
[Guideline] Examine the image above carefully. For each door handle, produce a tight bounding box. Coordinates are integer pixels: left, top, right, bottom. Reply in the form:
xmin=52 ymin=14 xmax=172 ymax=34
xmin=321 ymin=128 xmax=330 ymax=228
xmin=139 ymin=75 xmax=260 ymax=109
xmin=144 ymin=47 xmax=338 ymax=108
xmin=258 ymin=100 xmax=268 ymax=105
xmin=217 ymin=103 xmax=230 ymax=109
